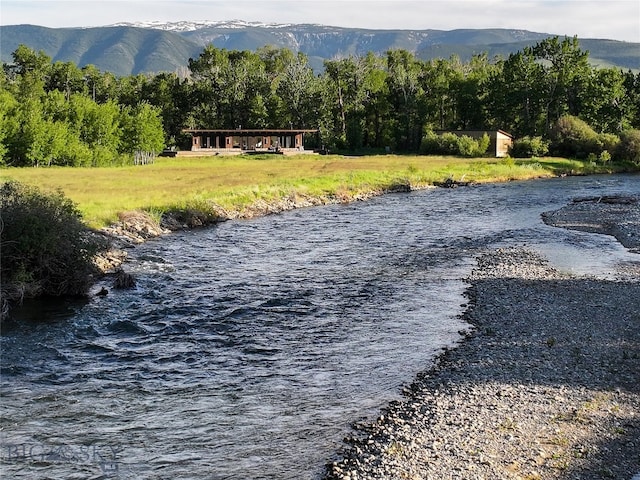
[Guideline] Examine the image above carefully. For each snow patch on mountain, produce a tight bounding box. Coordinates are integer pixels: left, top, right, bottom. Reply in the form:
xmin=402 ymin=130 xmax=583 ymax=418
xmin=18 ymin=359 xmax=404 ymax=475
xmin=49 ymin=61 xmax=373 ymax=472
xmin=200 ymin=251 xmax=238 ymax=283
xmin=110 ymin=20 xmax=296 ymax=31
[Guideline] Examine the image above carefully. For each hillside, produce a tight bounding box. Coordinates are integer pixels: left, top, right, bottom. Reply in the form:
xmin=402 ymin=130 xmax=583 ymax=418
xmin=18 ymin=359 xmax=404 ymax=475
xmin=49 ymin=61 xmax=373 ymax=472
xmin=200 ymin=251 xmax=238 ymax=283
xmin=1 ymin=22 xmax=638 ymax=76
xmin=0 ymin=24 xmax=202 ymax=75
xmin=416 ymin=37 xmax=640 ymax=70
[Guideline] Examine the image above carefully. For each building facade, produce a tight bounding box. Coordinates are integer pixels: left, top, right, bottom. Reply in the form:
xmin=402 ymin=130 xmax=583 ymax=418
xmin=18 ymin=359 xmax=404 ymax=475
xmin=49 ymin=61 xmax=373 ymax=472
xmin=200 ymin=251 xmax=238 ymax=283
xmin=182 ymin=129 xmax=319 ymax=155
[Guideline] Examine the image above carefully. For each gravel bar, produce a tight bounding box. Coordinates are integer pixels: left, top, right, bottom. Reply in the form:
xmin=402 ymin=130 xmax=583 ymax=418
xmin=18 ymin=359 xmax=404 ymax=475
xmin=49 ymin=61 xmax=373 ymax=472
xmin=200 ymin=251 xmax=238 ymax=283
xmin=325 ymin=196 xmax=640 ymax=480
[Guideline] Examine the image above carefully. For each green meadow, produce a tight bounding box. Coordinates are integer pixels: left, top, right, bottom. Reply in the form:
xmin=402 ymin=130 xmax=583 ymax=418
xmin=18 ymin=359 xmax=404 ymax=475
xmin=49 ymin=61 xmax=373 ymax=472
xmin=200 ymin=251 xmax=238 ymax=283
xmin=0 ymin=154 xmax=620 ymax=228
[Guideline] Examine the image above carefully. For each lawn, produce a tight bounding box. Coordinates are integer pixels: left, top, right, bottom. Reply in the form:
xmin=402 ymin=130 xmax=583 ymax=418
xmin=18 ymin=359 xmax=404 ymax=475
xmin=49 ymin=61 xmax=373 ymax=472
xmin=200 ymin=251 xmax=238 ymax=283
xmin=0 ymin=154 xmax=603 ymax=228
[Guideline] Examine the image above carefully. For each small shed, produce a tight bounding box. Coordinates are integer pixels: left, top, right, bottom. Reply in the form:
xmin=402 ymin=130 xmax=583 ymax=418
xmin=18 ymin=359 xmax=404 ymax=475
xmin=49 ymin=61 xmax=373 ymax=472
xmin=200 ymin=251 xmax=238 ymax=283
xmin=437 ymin=130 xmax=514 ymax=157
xmin=181 ymin=128 xmax=319 ymax=155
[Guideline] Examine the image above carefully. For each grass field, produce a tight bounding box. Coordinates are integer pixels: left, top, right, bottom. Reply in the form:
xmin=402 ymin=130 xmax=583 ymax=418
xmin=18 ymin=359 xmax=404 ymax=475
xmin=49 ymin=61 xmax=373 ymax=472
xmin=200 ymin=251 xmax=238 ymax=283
xmin=0 ymin=154 xmax=615 ymax=228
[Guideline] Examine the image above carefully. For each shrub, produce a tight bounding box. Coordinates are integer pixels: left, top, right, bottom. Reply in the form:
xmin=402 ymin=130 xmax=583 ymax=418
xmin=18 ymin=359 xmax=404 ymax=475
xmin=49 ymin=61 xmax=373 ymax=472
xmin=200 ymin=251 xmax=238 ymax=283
xmin=550 ymin=115 xmax=600 ymax=158
xmin=456 ymin=135 xmax=477 ymax=157
xmin=420 ymin=131 xmax=440 ymax=154
xmin=439 ymin=133 xmax=461 ymax=155
xmin=0 ymin=181 xmax=108 ymax=306
xmin=615 ymin=129 xmax=640 ymax=166
xmin=458 ymin=133 xmax=490 ymax=157
xmin=421 ymin=131 xmax=489 ymax=157
xmin=420 ymin=131 xmax=459 ymax=155
xmin=598 ymin=150 xmax=612 ymax=164
xmin=597 ymin=133 xmax=620 ymax=154
xmin=509 ymin=136 xmax=549 ymax=158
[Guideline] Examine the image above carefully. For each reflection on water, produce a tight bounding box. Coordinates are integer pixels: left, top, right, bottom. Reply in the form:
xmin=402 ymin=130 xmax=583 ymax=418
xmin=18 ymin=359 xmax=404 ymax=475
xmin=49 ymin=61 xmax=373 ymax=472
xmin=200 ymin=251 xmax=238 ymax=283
xmin=1 ymin=174 xmax=638 ymax=479
xmin=4 ymin=296 xmax=88 ymax=325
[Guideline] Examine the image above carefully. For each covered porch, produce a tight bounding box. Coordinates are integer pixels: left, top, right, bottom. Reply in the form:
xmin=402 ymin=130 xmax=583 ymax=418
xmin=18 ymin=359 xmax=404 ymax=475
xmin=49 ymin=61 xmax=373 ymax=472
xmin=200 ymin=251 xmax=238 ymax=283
xmin=182 ymin=128 xmax=320 ymax=155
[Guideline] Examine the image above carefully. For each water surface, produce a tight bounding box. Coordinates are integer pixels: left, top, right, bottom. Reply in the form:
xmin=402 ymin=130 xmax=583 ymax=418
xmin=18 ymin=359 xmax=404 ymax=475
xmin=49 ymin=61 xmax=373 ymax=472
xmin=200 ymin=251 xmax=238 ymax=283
xmin=2 ymin=174 xmax=638 ymax=479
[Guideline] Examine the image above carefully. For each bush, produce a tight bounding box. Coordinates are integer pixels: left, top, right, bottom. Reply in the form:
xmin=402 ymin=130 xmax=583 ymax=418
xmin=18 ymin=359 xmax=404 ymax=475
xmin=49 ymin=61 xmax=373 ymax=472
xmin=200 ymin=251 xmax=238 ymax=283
xmin=421 ymin=131 xmax=489 ymax=157
xmin=458 ymin=133 xmax=490 ymax=157
xmin=599 ymin=150 xmax=612 ymax=164
xmin=0 ymin=181 xmax=108 ymax=305
xmin=615 ymin=129 xmax=640 ymax=166
xmin=509 ymin=136 xmax=549 ymax=158
xmin=550 ymin=115 xmax=601 ymax=158
xmin=421 ymin=131 xmax=458 ymax=155
xmin=597 ymin=133 xmax=620 ymax=154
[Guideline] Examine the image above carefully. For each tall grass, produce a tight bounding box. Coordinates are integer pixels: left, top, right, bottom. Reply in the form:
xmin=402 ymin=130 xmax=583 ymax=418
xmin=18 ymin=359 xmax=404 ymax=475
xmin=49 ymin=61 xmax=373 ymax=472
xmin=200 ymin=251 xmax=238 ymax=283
xmin=0 ymin=154 xmax=618 ymax=228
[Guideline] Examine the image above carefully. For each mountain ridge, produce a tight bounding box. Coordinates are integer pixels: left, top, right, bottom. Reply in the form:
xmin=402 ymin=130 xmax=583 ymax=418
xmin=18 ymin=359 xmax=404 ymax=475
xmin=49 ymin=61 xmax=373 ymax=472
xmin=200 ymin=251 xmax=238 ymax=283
xmin=1 ymin=22 xmax=638 ymax=76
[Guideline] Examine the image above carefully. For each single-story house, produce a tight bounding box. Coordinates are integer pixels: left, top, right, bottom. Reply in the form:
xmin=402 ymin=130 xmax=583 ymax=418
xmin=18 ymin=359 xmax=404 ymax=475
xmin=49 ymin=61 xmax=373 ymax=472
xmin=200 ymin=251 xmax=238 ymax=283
xmin=437 ymin=130 xmax=514 ymax=157
xmin=181 ymin=128 xmax=319 ymax=155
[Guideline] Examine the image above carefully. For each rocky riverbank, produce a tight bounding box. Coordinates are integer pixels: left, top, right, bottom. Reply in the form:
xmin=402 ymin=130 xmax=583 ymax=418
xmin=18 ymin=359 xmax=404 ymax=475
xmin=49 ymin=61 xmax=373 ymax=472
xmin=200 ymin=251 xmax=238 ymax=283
xmin=325 ymin=198 xmax=640 ymax=479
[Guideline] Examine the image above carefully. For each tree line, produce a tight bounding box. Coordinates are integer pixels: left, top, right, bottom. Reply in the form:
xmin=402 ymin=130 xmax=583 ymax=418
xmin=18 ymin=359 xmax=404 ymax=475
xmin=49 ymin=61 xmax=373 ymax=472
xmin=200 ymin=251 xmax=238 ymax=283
xmin=1 ymin=36 xmax=639 ymax=166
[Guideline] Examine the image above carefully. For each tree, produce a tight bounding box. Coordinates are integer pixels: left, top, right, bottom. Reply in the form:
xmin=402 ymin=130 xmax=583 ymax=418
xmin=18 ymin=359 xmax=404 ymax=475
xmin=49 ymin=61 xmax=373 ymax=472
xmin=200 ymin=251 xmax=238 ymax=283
xmin=453 ymin=53 xmax=495 ymax=129
xmin=47 ymin=61 xmax=85 ymax=100
xmin=188 ymin=47 xmax=271 ymax=129
xmin=225 ymin=50 xmax=269 ymax=128
xmin=68 ymin=95 xmax=122 ymax=165
xmin=275 ymin=52 xmax=319 ymax=129
xmin=582 ymin=68 xmax=630 ymax=133
xmin=120 ymin=102 xmax=165 ymax=163
xmin=532 ymin=36 xmax=591 ymax=131
xmin=359 ymin=52 xmax=390 ymax=148
xmin=322 ymin=58 xmax=351 ymax=147
xmin=0 ymin=89 xmax=19 ymax=165
xmin=116 ymin=73 xmax=149 ymax=107
xmin=385 ymin=50 xmax=426 ymax=150
xmin=322 ymin=56 xmax=375 ymax=149
xmin=141 ymin=72 xmax=190 ymax=145
xmin=486 ymin=49 xmax=547 ymax=136
xmin=11 ymin=44 xmax=51 ymax=79
xmin=15 ymin=97 xmax=49 ymax=166
xmin=420 ymin=57 xmax=460 ymax=131
xmin=623 ymin=71 xmax=640 ymax=129
xmin=81 ymin=64 xmax=118 ymax=103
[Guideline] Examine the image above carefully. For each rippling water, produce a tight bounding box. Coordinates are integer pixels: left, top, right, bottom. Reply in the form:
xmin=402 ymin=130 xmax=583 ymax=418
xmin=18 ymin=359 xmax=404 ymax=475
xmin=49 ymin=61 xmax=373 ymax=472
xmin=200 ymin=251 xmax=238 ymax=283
xmin=2 ymin=174 xmax=638 ymax=479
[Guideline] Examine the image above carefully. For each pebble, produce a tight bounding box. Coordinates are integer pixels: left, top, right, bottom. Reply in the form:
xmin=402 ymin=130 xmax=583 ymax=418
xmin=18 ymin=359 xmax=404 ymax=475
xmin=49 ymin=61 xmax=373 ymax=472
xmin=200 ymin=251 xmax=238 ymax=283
xmin=324 ymin=197 xmax=640 ymax=480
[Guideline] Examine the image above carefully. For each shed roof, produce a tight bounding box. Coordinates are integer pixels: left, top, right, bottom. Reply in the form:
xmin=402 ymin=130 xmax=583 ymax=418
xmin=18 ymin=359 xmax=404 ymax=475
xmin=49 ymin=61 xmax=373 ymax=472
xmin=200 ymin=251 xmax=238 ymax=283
xmin=435 ymin=129 xmax=513 ymax=138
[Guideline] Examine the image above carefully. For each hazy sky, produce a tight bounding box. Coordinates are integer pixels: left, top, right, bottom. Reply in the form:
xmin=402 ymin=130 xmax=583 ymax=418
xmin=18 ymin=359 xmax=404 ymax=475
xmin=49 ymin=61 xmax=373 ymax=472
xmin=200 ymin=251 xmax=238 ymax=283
xmin=1 ymin=0 xmax=639 ymax=42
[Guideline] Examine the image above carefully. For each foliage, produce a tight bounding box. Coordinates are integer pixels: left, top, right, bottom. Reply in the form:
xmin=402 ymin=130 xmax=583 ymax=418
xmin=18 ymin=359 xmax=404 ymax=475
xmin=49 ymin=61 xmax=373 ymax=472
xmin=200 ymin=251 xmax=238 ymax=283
xmin=509 ymin=136 xmax=550 ymax=158
xmin=550 ymin=115 xmax=601 ymax=158
xmin=0 ymin=181 xmax=108 ymax=302
xmin=1 ymin=38 xmax=640 ymax=160
xmin=120 ymin=102 xmax=165 ymax=157
xmin=615 ymin=129 xmax=640 ymax=165
xmin=0 ymin=47 xmax=165 ymax=166
xmin=460 ymin=133 xmax=490 ymax=157
xmin=420 ymin=131 xmax=489 ymax=157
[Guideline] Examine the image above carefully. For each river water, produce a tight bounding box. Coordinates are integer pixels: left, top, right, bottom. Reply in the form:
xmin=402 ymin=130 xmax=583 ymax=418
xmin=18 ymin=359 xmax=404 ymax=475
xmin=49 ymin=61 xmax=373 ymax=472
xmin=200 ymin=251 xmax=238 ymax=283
xmin=2 ymin=174 xmax=638 ymax=479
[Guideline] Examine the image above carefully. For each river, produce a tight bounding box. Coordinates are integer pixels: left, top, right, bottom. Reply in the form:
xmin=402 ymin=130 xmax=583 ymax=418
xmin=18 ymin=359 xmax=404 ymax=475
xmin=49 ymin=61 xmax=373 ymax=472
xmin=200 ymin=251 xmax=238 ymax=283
xmin=1 ymin=174 xmax=638 ymax=479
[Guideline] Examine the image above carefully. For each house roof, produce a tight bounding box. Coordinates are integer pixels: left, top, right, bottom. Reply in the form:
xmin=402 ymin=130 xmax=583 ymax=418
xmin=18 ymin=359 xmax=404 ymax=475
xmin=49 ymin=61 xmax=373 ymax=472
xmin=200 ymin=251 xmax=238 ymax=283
xmin=182 ymin=128 xmax=319 ymax=135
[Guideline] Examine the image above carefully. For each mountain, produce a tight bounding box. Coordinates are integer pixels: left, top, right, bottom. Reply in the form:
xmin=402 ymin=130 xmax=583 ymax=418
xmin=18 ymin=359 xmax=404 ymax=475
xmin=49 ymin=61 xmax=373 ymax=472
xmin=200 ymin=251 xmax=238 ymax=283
xmin=0 ymin=24 xmax=202 ymax=75
xmin=1 ymin=22 xmax=638 ymax=76
xmin=416 ymin=38 xmax=640 ymax=70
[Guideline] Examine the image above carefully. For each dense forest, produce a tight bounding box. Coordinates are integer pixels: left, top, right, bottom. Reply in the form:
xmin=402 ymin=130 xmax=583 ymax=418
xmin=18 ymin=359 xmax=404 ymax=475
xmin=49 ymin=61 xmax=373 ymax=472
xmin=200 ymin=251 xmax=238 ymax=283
xmin=1 ymin=35 xmax=639 ymax=166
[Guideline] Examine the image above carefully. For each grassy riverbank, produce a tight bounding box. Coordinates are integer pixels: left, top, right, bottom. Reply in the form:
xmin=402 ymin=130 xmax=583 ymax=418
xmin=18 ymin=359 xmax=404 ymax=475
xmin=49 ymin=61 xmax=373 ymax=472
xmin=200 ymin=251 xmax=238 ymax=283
xmin=0 ymin=154 xmax=630 ymax=228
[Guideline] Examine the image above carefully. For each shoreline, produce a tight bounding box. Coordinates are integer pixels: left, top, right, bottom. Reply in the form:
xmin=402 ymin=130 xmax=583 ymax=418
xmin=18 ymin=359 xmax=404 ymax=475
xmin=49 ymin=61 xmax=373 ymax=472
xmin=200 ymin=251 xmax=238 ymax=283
xmin=93 ymin=183 xmax=417 ymax=273
xmin=3 ymin=174 xmax=638 ymax=476
xmin=325 ymin=198 xmax=640 ymax=479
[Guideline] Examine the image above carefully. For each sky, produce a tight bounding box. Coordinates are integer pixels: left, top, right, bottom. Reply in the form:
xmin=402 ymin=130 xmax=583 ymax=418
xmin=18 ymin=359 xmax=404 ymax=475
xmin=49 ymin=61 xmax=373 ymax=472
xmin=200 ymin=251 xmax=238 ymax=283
xmin=1 ymin=0 xmax=639 ymax=42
